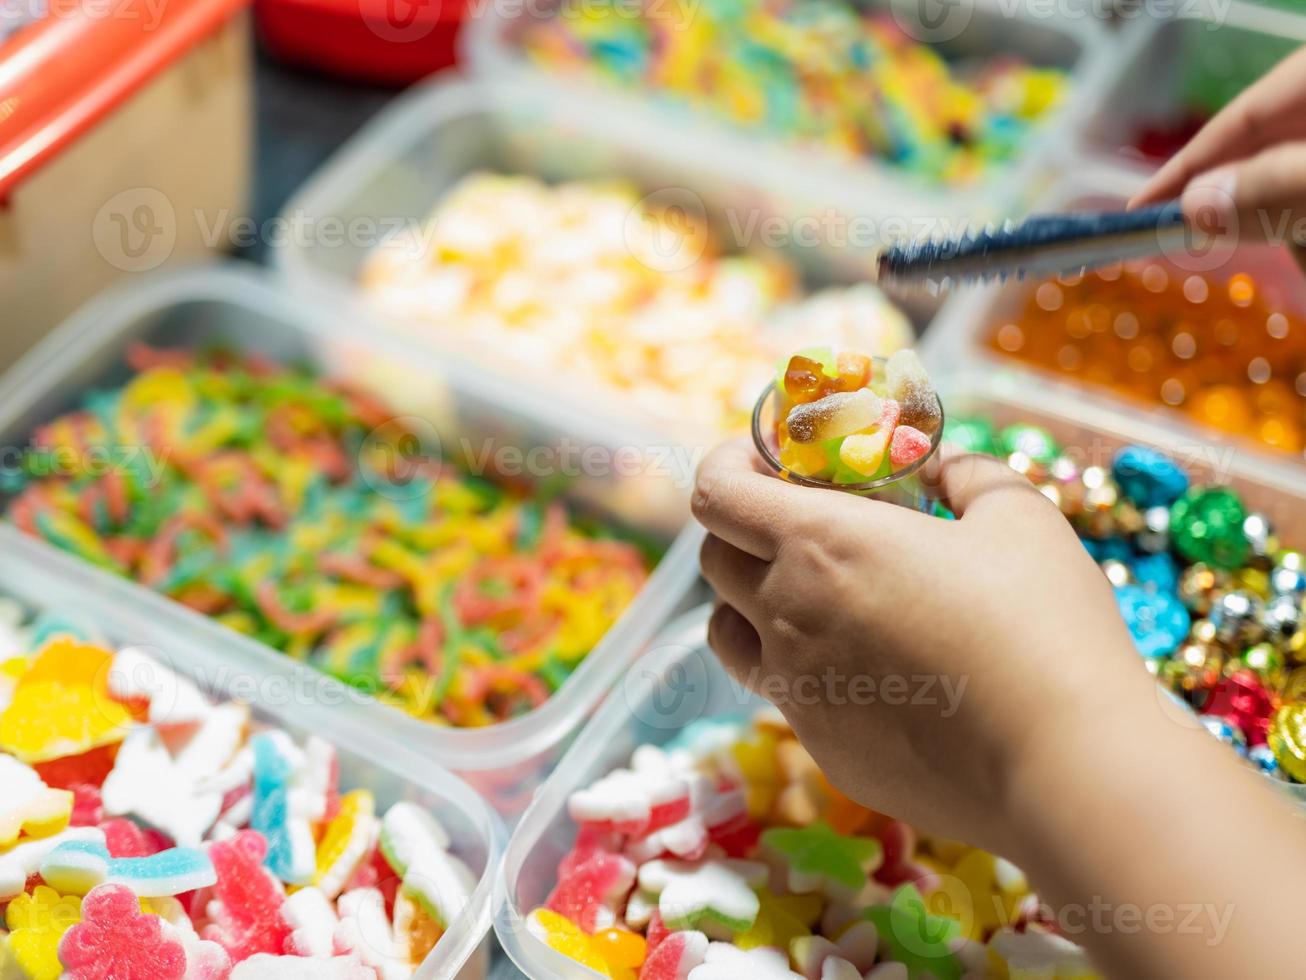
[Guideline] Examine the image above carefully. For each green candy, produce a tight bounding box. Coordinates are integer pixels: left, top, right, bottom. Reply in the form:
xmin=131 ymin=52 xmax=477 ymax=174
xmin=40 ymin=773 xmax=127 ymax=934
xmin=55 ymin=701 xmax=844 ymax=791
xmin=761 ymin=821 xmax=882 ymax=894
xmin=997 ymin=423 xmax=1058 ymax=465
xmin=1170 ymin=487 xmax=1250 ymax=571
xmin=862 ymin=883 xmax=962 ymax=980
xmin=942 ymin=416 xmax=998 ymax=456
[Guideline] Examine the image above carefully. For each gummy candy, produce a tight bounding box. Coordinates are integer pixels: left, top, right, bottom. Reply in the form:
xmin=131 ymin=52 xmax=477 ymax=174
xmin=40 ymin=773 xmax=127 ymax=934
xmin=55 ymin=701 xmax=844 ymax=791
xmin=527 ymin=909 xmax=612 ymax=977
xmin=639 ymin=930 xmax=708 ymax=980
xmin=314 ymin=789 xmax=379 ymax=899
xmin=762 ymin=823 xmax=882 ymax=900
xmin=229 ymin=954 xmax=374 ymax=979
xmin=0 ymin=756 xmax=73 ymax=845
xmin=40 ymin=839 xmax=216 ymax=897
xmin=546 ymin=851 xmax=637 ymax=933
xmin=282 ymin=886 xmax=339 ymax=958
xmin=202 ymin=830 xmax=291 ymax=960
xmin=8 ymin=345 xmax=654 ymax=728
xmin=4 ymin=885 xmax=82 ymax=980
xmin=637 ymin=857 xmax=768 ymax=934
xmin=249 ymin=731 xmax=321 ymax=886
xmin=531 ymin=713 xmax=1097 ymax=979
xmin=0 ymin=826 xmax=104 ymax=899
xmin=769 ymin=348 xmax=940 ymax=485
xmin=58 ymin=884 xmax=188 ymax=980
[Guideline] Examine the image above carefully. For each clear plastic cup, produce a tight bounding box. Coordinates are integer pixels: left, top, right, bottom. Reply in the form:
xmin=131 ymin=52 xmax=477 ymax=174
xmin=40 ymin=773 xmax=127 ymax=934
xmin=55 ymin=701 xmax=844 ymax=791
xmin=751 ymin=361 xmax=944 ymax=512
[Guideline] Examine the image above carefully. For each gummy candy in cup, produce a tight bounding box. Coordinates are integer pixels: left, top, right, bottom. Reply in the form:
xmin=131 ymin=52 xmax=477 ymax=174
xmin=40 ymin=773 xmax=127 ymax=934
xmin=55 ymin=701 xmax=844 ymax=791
xmin=752 ymin=353 xmax=943 ymax=512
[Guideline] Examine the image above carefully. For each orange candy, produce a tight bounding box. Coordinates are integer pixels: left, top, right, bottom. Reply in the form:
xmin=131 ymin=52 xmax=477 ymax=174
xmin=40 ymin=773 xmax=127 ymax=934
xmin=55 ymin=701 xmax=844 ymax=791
xmin=591 ymin=927 xmax=647 ymax=972
xmin=987 ymin=265 xmax=1306 ymax=458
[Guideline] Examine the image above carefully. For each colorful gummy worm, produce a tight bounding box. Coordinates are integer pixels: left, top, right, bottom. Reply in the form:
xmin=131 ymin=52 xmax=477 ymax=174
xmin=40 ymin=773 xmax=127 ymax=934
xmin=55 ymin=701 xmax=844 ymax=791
xmin=986 ymin=265 xmax=1306 ymax=459
xmin=521 ymin=0 xmax=1066 ymax=184
xmin=0 ymin=602 xmax=480 ymax=979
xmin=528 ymin=710 xmax=1101 ymax=980
xmin=946 ymin=415 xmax=1306 ymax=785
xmin=4 ymin=344 xmax=653 ymax=727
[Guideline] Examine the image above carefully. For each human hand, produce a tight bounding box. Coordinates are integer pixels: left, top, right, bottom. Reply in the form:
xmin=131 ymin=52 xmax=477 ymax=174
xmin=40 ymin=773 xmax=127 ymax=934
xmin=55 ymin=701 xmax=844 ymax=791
xmin=1131 ymin=45 xmax=1306 ymax=271
xmin=693 ymin=438 xmax=1152 ymax=856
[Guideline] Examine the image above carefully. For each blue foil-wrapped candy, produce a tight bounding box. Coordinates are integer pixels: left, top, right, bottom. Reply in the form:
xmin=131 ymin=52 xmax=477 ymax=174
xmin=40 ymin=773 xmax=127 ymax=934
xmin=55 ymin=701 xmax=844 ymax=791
xmin=1111 ymin=445 xmax=1190 ymax=509
xmin=1248 ymin=743 xmax=1284 ymax=779
xmin=1115 ymin=583 xmax=1191 ymax=659
xmin=1084 ymin=536 xmax=1132 ymax=564
xmin=1131 ymin=552 xmax=1180 ymax=594
xmin=1199 ymin=714 xmax=1249 ymax=757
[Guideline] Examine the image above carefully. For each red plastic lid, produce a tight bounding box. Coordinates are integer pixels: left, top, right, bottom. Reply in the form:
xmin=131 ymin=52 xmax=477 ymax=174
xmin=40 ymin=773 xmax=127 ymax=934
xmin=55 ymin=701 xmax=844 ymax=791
xmin=0 ymin=0 xmax=249 ymax=199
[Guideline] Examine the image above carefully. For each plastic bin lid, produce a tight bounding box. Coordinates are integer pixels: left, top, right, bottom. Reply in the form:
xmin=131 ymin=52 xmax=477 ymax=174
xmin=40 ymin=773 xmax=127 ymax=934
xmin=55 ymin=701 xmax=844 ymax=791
xmin=0 ymin=0 xmax=248 ymax=200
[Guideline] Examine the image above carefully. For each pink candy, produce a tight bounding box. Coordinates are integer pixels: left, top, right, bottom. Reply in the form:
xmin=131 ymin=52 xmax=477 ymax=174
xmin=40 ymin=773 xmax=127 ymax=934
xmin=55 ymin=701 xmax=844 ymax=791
xmin=545 ymin=851 xmax=636 ymax=932
xmin=59 ymin=884 xmax=188 ymax=980
xmin=888 ymin=426 xmax=931 ymax=467
xmin=638 ymin=930 xmax=709 ymax=980
xmin=202 ymin=830 xmax=292 ymax=961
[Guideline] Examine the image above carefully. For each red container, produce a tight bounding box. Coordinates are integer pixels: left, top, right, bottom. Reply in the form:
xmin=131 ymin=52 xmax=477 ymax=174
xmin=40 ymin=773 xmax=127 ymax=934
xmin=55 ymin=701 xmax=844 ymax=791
xmin=256 ymin=0 xmax=468 ymax=85
xmin=0 ymin=0 xmax=252 ymax=368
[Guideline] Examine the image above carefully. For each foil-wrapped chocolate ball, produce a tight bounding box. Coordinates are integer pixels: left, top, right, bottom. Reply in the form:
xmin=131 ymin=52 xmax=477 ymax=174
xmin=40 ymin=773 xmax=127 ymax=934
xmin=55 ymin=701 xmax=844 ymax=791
xmin=1111 ymin=445 xmax=1190 ymax=508
xmin=1170 ymin=487 xmax=1250 ymax=570
xmin=1267 ymin=704 xmax=1306 ymax=783
xmin=1243 ymin=513 xmax=1277 ymax=562
xmin=1131 ymin=552 xmax=1179 ymax=593
xmin=1263 ymin=594 xmax=1304 ymax=648
xmin=1247 ymin=743 xmax=1285 ymax=780
xmin=1199 ymin=714 xmax=1248 ymax=756
xmin=1242 ymin=642 xmax=1285 ymax=687
xmin=1136 ymin=505 xmax=1171 ymax=555
xmin=1210 ymin=590 xmax=1263 ymax=647
xmin=1178 ymin=564 xmax=1228 ymax=616
xmin=1101 ymin=559 xmax=1133 ymax=588
xmin=1161 ymin=643 xmax=1225 ymax=703
xmin=1115 ymin=584 xmax=1190 ymax=659
xmin=999 ymin=424 xmax=1058 ymax=466
xmin=1271 ymin=563 xmax=1306 ymax=601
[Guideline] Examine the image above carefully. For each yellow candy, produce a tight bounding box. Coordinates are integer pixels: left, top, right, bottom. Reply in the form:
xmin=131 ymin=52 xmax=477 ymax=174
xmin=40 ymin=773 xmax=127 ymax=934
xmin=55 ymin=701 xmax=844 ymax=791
xmin=3 ymin=886 xmax=81 ymax=980
xmin=779 ymin=439 xmax=830 ymax=479
xmin=0 ymin=786 xmax=73 ymax=849
xmin=526 ymin=909 xmax=611 ymax=977
xmin=927 ymin=848 xmax=1027 ymax=940
xmin=591 ymin=927 xmax=646 ymax=972
xmin=121 ymin=367 xmax=196 ymax=413
xmin=0 ymin=682 xmax=130 ymax=764
xmin=735 ymin=889 xmax=820 ymax=951
xmin=731 ymin=729 xmax=781 ymax=819
xmin=314 ymin=790 xmax=378 ymax=899
xmin=839 ymin=430 xmax=889 ymax=476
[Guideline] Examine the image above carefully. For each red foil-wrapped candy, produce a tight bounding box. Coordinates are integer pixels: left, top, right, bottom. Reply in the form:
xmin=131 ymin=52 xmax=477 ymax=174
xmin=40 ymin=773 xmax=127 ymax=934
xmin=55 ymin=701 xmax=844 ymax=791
xmin=1203 ymin=669 xmax=1278 ymax=746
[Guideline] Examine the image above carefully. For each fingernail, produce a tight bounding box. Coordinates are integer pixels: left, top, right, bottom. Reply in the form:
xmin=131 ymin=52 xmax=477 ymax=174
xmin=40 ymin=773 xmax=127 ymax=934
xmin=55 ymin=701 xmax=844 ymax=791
xmin=1182 ymin=168 xmax=1238 ymax=238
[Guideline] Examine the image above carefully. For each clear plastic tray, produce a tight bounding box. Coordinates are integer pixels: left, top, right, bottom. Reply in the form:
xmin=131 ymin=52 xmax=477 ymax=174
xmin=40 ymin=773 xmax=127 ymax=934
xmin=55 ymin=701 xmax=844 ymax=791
xmin=497 ymin=375 xmax=1306 ymax=974
xmin=0 ymin=522 xmax=504 ymax=980
xmin=0 ymin=264 xmax=704 ymax=815
xmin=1073 ymin=1 xmax=1306 ymax=173
xmin=274 ymin=73 xmax=948 ymax=450
xmin=918 ymin=165 xmax=1306 ymax=485
xmin=462 ymin=0 xmax=1115 ymax=225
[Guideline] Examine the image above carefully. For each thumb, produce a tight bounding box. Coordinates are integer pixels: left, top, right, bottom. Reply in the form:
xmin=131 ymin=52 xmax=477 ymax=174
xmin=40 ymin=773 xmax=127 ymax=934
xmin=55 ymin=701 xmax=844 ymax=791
xmin=1182 ymin=142 xmax=1306 ymax=273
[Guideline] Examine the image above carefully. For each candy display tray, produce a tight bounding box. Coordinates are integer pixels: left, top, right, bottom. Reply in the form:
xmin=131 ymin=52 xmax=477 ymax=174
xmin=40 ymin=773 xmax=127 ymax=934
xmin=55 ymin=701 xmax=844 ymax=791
xmin=277 ymin=73 xmax=943 ymax=453
xmin=462 ymin=0 xmax=1114 ymax=225
xmin=918 ymin=165 xmax=1306 ymax=484
xmin=1074 ymin=0 xmax=1306 ymax=173
xmin=0 ymin=522 xmax=505 ymax=980
xmin=0 ymin=264 xmax=704 ymax=817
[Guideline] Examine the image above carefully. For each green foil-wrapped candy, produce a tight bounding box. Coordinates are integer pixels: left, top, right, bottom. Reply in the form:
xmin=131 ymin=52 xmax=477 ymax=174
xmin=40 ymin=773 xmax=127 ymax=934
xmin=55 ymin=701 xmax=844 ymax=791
xmin=1169 ymin=487 xmax=1250 ymax=570
xmin=943 ymin=416 xmax=998 ymax=455
xmin=998 ymin=423 xmax=1059 ymax=466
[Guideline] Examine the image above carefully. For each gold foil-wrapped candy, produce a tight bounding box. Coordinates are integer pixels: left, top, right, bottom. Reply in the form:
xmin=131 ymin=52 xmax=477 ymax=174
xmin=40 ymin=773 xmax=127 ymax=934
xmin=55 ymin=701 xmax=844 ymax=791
xmin=1178 ymin=564 xmax=1229 ymax=616
xmin=1268 ymin=704 xmax=1306 ymax=783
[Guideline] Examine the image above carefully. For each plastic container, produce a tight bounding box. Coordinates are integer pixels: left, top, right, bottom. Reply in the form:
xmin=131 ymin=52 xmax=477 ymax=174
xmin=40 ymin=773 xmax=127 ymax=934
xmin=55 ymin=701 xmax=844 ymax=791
xmin=255 ymin=0 xmax=468 ymax=85
xmin=919 ymin=165 xmax=1306 ymax=480
xmin=0 ymin=522 xmax=504 ymax=980
xmin=1075 ymin=1 xmax=1306 ymax=172
xmin=276 ymin=74 xmax=939 ymax=452
xmin=0 ymin=264 xmax=703 ymax=816
xmin=0 ymin=0 xmax=252 ymax=370
xmin=462 ymin=0 xmax=1115 ymax=226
